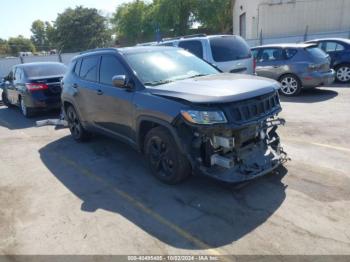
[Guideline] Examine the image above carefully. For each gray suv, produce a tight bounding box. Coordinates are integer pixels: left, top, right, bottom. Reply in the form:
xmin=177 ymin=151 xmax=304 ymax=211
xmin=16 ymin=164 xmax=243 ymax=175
xmin=252 ymin=43 xmax=335 ymax=96
xmin=61 ymin=46 xmax=287 ymax=184
xmin=151 ymin=34 xmax=255 ymax=74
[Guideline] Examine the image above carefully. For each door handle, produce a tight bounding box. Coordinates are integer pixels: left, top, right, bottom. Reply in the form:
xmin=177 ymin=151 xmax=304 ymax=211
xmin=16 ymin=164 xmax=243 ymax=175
xmin=72 ymin=83 xmax=78 ymax=89
xmin=273 ymin=66 xmax=280 ymax=68
xmin=96 ymin=89 xmax=103 ymax=95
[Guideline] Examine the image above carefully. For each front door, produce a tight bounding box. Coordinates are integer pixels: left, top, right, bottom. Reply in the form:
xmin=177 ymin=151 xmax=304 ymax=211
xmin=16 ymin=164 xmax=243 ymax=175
xmin=93 ymin=55 xmax=135 ymax=140
xmin=255 ymin=48 xmax=285 ymax=80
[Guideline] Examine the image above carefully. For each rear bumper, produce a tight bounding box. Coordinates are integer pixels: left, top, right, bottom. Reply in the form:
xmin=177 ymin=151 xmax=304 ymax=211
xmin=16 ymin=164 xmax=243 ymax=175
xmin=25 ymin=92 xmax=61 ymax=110
xmin=301 ymin=69 xmax=335 ymax=88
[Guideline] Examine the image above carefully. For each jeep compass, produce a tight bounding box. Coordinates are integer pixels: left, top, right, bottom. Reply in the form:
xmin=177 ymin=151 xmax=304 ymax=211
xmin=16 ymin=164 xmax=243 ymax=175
xmin=61 ymin=46 xmax=287 ymax=184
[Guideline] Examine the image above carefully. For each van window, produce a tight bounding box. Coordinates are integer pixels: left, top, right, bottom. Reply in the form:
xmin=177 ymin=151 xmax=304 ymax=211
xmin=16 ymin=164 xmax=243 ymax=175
xmin=80 ymin=56 xmax=99 ymax=82
xmin=99 ymin=55 xmax=127 ymax=85
xmin=210 ymin=36 xmax=251 ymax=62
xmin=178 ymin=40 xmax=203 ymax=58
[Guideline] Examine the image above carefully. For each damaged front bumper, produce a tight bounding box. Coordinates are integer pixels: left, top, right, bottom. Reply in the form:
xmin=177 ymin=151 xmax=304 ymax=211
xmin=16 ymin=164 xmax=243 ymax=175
xmin=177 ymin=117 xmax=288 ymax=183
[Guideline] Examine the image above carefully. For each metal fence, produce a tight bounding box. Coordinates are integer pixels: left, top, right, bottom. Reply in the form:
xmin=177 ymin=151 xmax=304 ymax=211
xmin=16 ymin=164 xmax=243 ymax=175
xmin=0 ymin=53 xmax=78 ymax=77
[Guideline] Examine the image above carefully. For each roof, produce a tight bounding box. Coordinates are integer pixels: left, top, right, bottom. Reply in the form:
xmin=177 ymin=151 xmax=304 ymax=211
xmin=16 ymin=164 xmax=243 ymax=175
xmin=306 ymin=38 xmax=350 ymax=44
xmin=17 ymin=62 xmax=65 ymax=68
xmin=252 ymin=43 xmax=317 ymax=49
xmin=74 ymin=46 xmax=180 ymax=60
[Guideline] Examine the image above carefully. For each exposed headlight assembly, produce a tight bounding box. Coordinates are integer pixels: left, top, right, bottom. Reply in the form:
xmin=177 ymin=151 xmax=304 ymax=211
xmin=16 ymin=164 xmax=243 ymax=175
xmin=181 ymin=110 xmax=227 ymax=125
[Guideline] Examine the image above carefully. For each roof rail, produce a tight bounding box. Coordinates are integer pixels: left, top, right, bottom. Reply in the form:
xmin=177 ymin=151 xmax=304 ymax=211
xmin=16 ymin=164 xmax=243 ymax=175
xmin=162 ymin=33 xmax=207 ymax=42
xmin=80 ymin=48 xmax=117 ymax=54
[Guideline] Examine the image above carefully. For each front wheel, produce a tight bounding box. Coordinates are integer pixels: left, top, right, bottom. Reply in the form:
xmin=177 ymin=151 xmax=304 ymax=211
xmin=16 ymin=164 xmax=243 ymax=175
xmin=335 ymin=64 xmax=350 ymax=83
xmin=144 ymin=127 xmax=191 ymax=184
xmin=1 ymin=91 xmax=11 ymax=107
xmin=279 ymin=74 xmax=302 ymax=96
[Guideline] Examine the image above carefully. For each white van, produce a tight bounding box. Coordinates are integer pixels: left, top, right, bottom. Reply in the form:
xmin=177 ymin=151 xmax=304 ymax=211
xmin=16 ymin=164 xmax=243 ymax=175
xmin=155 ymin=34 xmax=255 ymax=74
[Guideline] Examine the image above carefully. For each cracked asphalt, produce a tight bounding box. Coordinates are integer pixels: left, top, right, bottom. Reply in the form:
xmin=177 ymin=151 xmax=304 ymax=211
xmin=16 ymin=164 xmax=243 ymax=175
xmin=0 ymin=85 xmax=350 ymax=256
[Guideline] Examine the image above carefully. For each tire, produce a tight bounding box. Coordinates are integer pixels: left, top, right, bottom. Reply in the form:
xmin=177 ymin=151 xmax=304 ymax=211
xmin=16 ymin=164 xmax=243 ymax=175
xmin=20 ymin=97 xmax=35 ymax=118
xmin=144 ymin=126 xmax=191 ymax=184
xmin=66 ymin=105 xmax=90 ymax=142
xmin=1 ymin=91 xmax=11 ymax=107
xmin=278 ymin=74 xmax=302 ymax=97
xmin=335 ymin=64 xmax=350 ymax=83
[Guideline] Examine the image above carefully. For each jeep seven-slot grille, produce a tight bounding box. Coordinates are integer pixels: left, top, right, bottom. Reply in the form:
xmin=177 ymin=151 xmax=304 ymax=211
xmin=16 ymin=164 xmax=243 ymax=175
xmin=227 ymin=91 xmax=280 ymax=123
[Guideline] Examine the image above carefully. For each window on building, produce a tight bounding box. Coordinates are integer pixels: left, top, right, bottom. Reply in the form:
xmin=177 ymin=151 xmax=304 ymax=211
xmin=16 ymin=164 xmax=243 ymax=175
xmin=239 ymin=13 xmax=246 ymax=39
xmin=178 ymin=40 xmax=203 ymax=58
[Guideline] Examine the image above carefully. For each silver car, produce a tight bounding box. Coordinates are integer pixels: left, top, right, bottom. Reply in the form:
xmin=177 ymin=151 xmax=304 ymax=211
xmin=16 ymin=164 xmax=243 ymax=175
xmin=156 ymin=34 xmax=255 ymax=75
xmin=252 ymin=43 xmax=335 ymax=96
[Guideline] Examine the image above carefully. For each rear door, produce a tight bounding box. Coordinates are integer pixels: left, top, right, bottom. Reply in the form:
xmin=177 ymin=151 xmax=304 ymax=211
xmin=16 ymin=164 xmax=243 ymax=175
xmin=255 ymin=47 xmax=286 ymax=79
xmin=75 ymin=55 xmax=100 ymax=122
xmin=92 ymin=54 xmax=135 ymax=139
xmin=320 ymin=41 xmax=346 ymax=67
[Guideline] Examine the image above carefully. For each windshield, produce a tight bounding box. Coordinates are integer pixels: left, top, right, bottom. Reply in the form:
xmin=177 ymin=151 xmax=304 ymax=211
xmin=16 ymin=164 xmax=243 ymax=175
xmin=24 ymin=63 xmax=67 ymax=78
xmin=306 ymin=47 xmax=327 ymax=59
xmin=124 ymin=49 xmax=219 ymax=86
xmin=210 ymin=36 xmax=251 ymax=62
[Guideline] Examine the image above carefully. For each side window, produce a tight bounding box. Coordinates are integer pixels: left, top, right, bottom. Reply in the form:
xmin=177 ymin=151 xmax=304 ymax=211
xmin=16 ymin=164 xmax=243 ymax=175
xmin=99 ymin=55 xmax=127 ymax=86
xmin=324 ymin=42 xmax=338 ymax=52
xmin=80 ymin=56 xmax=99 ymax=82
xmin=336 ymin=43 xmax=345 ymax=51
xmin=178 ymin=40 xmax=203 ymax=58
xmin=74 ymin=59 xmax=82 ymax=75
xmin=284 ymin=48 xmax=298 ymax=59
xmin=259 ymin=48 xmax=283 ymax=62
xmin=14 ymin=68 xmax=22 ymax=81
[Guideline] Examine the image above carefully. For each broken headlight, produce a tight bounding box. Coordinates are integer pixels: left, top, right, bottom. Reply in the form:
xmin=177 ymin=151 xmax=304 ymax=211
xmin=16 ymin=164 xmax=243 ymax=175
xmin=181 ymin=110 xmax=227 ymax=125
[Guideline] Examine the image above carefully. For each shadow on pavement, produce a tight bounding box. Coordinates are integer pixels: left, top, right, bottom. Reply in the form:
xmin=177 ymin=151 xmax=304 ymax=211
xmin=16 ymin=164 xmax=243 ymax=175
xmin=0 ymin=105 xmax=60 ymax=130
xmin=39 ymin=135 xmax=288 ymax=249
xmin=280 ymin=88 xmax=338 ymax=103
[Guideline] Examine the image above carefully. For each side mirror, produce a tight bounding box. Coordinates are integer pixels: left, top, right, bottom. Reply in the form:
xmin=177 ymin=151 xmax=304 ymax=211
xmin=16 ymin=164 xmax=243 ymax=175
xmin=112 ymin=75 xmax=129 ymax=88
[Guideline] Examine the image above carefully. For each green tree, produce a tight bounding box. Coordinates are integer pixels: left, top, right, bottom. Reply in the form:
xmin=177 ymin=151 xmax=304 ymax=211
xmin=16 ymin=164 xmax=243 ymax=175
xmin=54 ymin=6 xmax=111 ymax=52
xmin=7 ymin=36 xmax=36 ymax=56
xmin=0 ymin=39 xmax=10 ymax=56
xmin=112 ymin=1 xmax=150 ymax=45
xmin=31 ymin=20 xmax=47 ymax=50
xmin=196 ymin=0 xmax=233 ymax=33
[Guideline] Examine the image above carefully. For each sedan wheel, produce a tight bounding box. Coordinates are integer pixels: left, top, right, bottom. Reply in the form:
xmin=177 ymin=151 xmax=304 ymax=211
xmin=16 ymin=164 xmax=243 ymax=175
xmin=336 ymin=65 xmax=350 ymax=83
xmin=279 ymin=75 xmax=301 ymax=96
xmin=20 ymin=98 xmax=34 ymax=117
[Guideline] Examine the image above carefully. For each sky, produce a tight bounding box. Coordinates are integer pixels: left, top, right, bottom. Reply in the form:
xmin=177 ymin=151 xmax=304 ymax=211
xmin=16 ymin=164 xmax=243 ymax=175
xmin=0 ymin=0 xmax=131 ymax=39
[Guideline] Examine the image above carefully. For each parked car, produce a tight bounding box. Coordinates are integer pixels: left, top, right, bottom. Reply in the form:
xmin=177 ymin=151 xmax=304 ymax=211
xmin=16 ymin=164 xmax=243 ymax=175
xmin=61 ymin=46 xmax=287 ymax=184
xmin=305 ymin=38 xmax=350 ymax=83
xmin=251 ymin=43 xmax=335 ymax=96
xmin=148 ymin=34 xmax=255 ymax=75
xmin=1 ymin=62 xmax=67 ymax=117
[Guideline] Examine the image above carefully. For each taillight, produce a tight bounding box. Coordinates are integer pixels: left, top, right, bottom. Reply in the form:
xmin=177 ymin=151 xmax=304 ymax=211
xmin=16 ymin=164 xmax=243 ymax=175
xmin=26 ymin=83 xmax=49 ymax=91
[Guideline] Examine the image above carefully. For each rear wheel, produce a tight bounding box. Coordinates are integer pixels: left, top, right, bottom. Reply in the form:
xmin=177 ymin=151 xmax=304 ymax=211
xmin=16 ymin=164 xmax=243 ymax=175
xmin=66 ymin=105 xmax=90 ymax=142
xmin=144 ymin=127 xmax=191 ymax=184
xmin=20 ymin=97 xmax=34 ymax=118
xmin=1 ymin=91 xmax=11 ymax=107
xmin=279 ymin=74 xmax=302 ymax=96
xmin=335 ymin=64 xmax=350 ymax=83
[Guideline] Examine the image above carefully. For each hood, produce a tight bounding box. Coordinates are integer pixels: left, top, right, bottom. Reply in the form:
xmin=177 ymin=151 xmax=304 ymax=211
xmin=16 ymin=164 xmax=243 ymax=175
xmin=147 ymin=73 xmax=280 ymax=103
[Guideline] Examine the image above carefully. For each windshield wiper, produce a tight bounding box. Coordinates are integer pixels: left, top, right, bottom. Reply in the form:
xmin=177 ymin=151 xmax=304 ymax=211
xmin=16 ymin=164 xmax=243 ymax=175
xmin=144 ymin=79 xmax=175 ymax=86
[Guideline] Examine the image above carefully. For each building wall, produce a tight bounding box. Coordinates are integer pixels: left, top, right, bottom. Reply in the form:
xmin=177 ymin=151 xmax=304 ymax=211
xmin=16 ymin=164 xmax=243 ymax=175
xmin=233 ymin=0 xmax=350 ymax=40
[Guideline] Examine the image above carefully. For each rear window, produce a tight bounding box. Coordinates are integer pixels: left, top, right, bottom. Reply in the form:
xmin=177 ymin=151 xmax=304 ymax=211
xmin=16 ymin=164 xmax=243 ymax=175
xmin=306 ymin=47 xmax=327 ymax=59
xmin=210 ymin=36 xmax=251 ymax=62
xmin=24 ymin=63 xmax=67 ymax=78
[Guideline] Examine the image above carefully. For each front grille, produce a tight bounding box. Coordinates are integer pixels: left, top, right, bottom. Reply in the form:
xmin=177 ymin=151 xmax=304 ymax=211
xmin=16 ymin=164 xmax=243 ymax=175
xmin=225 ymin=91 xmax=281 ymax=123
